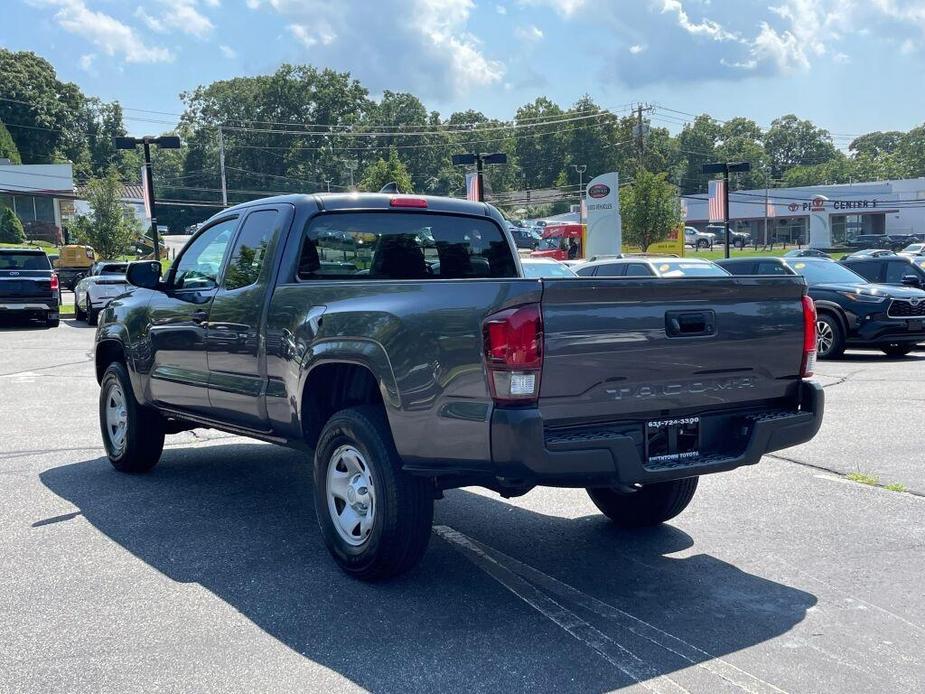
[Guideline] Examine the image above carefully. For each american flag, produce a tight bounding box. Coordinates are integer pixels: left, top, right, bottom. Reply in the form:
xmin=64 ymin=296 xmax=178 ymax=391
xmin=708 ymin=179 xmax=726 ymax=222
xmin=465 ymin=172 xmax=480 ymax=202
xmin=766 ymin=197 xmax=775 ymax=218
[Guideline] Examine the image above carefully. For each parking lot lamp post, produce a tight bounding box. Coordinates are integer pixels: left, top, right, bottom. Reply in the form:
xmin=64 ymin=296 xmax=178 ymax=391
xmin=113 ymin=135 xmax=181 ymax=261
xmin=571 ymin=164 xmax=586 ymax=225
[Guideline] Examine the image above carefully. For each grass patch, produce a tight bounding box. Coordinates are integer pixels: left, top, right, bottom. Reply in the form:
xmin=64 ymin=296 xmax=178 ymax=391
xmin=846 ymin=472 xmax=879 ymax=486
xmin=884 ymin=482 xmax=907 ymax=493
xmin=59 ymin=303 xmax=74 ymax=316
xmin=0 ymin=240 xmax=56 ymax=249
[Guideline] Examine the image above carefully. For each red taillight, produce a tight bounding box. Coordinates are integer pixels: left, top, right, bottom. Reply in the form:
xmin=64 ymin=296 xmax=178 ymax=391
xmin=483 ymin=303 xmax=543 ymax=404
xmin=390 ymin=197 xmax=428 ymax=208
xmin=50 ymin=272 xmax=59 ymax=291
xmin=801 ymin=295 xmax=817 ymax=378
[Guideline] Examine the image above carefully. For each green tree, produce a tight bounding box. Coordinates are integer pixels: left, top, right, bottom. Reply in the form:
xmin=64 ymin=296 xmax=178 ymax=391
xmin=0 ymin=121 xmax=21 ymax=163
xmin=849 ymin=131 xmax=904 ymax=159
xmin=671 ymin=114 xmax=720 ymax=194
xmin=359 ymin=147 xmax=413 ymax=193
xmin=513 ymin=97 xmax=565 ymax=189
xmin=620 ymin=170 xmax=682 ymax=251
xmin=71 ymin=171 xmax=140 ymax=259
xmin=763 ymin=115 xmax=837 ymax=179
xmin=0 ymin=207 xmax=26 ymax=243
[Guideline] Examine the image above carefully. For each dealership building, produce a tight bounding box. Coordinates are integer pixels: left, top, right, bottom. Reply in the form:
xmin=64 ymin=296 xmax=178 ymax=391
xmin=682 ymin=177 xmax=925 ymax=248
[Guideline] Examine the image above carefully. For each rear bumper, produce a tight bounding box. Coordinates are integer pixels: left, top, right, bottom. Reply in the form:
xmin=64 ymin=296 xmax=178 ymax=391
xmin=0 ymin=300 xmax=58 ymax=314
xmin=490 ymin=380 xmax=824 ymax=488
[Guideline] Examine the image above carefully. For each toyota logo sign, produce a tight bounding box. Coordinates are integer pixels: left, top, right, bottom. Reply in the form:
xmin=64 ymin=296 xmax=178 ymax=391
xmin=588 ymin=183 xmax=610 ymax=199
xmin=911 ymin=298 xmax=921 ymax=307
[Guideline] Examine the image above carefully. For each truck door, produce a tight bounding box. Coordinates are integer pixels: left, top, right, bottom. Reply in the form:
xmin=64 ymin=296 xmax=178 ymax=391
xmin=206 ymin=204 xmax=292 ymax=428
xmin=148 ymin=217 xmax=238 ymax=412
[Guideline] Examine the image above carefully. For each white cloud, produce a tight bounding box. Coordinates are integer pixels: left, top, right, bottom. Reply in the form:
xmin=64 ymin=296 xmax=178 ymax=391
xmin=514 ymin=24 xmax=544 ymax=42
xmin=78 ymin=53 xmax=96 ymax=72
xmin=659 ymin=0 xmax=741 ymax=42
xmin=29 ymin=0 xmax=173 ymax=63
xmin=628 ymin=44 xmax=645 ymax=54
xmin=250 ymin=0 xmax=504 ymax=97
xmin=496 ymin=4 xmax=507 ymax=14
xmin=138 ymin=0 xmax=216 ymax=39
xmin=518 ymin=0 xmax=585 ymax=16
xmin=219 ymin=44 xmax=236 ymax=59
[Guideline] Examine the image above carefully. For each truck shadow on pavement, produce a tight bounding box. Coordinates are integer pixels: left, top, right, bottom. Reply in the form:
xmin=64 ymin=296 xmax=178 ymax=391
xmin=40 ymin=443 xmax=816 ymax=692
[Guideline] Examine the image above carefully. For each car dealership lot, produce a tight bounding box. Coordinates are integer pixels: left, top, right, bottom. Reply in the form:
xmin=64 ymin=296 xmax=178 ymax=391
xmin=0 ymin=321 xmax=922 ymax=693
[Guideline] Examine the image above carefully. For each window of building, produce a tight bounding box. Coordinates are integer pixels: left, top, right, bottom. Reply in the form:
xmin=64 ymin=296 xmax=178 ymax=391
xmin=12 ymin=195 xmax=35 ymax=222
xmin=33 ymin=196 xmax=55 ymax=223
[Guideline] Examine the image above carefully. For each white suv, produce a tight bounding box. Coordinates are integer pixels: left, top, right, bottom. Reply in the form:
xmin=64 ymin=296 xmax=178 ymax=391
xmin=684 ymin=226 xmax=716 ymax=249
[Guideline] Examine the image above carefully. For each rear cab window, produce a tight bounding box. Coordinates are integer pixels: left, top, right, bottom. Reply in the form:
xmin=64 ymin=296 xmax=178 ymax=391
xmin=297 ymin=212 xmax=517 ymax=280
xmin=0 ymin=252 xmax=51 ymax=270
xmin=653 ymin=261 xmax=729 ymax=278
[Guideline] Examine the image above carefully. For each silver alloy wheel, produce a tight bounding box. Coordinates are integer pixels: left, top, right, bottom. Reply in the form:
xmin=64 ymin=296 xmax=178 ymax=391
xmin=326 ymin=444 xmax=376 ymax=547
xmin=816 ymin=319 xmax=834 ymax=355
xmin=104 ymin=382 xmax=129 ymax=455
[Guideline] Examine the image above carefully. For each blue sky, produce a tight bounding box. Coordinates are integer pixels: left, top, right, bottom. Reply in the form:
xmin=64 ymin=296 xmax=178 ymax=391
xmin=4 ymin=0 xmax=925 ymax=143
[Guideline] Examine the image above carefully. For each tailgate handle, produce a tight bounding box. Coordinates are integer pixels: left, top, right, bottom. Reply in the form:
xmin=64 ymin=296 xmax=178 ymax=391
xmin=666 ymin=310 xmax=715 ymax=337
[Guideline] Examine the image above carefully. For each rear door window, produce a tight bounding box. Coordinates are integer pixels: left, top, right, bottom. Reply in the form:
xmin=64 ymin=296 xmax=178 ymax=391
xmin=0 ymin=253 xmax=50 ymax=270
xmin=884 ymin=261 xmax=912 ymax=284
xmin=592 ymin=263 xmax=627 ymax=277
xmin=298 ymin=212 xmax=516 ymax=280
xmin=623 ymin=263 xmax=654 ymax=277
xmin=755 ymin=262 xmax=788 ymax=275
xmin=848 ymin=261 xmax=881 ymax=282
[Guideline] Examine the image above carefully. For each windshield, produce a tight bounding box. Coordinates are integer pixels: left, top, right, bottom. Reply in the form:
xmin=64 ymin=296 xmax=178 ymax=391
xmin=784 ymin=259 xmax=867 ymax=285
xmin=99 ymin=263 xmax=128 ymax=275
xmin=903 ymin=244 xmax=924 ymax=253
xmin=538 ymin=236 xmax=567 ymax=251
xmin=521 ymin=261 xmax=576 ymax=278
xmin=0 ymin=252 xmax=51 ymax=270
xmin=653 ymin=261 xmax=729 ymax=278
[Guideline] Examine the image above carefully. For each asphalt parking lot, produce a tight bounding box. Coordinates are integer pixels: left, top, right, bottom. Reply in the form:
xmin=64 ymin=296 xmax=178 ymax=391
xmin=1 ymin=319 xmax=923 ymax=693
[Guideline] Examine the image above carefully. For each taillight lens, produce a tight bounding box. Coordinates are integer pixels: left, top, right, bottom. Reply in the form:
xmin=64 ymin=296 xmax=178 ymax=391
xmin=50 ymin=272 xmax=59 ymax=291
xmin=483 ymin=303 xmax=543 ymax=404
xmin=390 ymin=197 xmax=428 ymax=208
xmin=801 ymin=295 xmax=817 ymax=378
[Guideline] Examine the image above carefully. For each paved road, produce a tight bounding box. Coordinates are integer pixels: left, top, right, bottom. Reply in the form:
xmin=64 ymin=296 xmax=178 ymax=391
xmin=1 ymin=319 xmax=923 ymax=693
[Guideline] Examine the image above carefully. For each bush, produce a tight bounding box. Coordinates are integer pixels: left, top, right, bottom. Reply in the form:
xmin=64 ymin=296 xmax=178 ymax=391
xmin=0 ymin=207 xmax=26 ymax=244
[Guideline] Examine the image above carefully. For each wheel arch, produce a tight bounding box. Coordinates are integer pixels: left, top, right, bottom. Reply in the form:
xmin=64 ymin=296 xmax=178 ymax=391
xmin=813 ymin=301 xmax=849 ymax=335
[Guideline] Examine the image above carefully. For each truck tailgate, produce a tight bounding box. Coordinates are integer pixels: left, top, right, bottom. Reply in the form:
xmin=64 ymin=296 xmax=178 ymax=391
xmin=0 ymin=272 xmax=53 ymax=300
xmin=539 ymin=276 xmax=806 ymax=424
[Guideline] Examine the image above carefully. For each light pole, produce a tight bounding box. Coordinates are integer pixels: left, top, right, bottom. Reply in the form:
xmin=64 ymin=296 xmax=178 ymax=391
xmin=452 ymin=152 xmax=508 ymax=202
xmin=571 ymin=164 xmax=587 ymax=224
xmin=702 ymin=161 xmax=751 ymax=259
xmin=114 ymin=135 xmax=181 ymax=261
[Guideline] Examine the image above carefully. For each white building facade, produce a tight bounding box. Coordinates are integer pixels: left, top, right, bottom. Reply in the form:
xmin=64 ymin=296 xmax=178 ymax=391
xmin=683 ymin=178 xmax=925 ymax=248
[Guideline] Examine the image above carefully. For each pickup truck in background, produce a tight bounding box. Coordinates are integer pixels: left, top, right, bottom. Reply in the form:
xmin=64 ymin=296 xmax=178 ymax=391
xmin=94 ymin=193 xmax=824 ymax=580
xmin=0 ymin=247 xmax=60 ymax=327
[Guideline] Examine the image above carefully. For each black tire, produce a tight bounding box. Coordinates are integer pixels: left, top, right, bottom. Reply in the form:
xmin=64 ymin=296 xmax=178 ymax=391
xmin=815 ymin=313 xmax=846 ymax=359
xmin=74 ymin=296 xmax=85 ymax=321
xmin=99 ymin=362 xmax=165 ymax=473
xmin=882 ymin=344 xmax=915 ymax=357
xmin=734 ymin=238 xmax=745 ymax=249
xmin=86 ymin=299 xmax=98 ymax=326
xmin=696 ymin=239 xmax=709 ymax=249
xmin=313 ymin=406 xmax=434 ymax=580
xmin=587 ymin=477 xmax=699 ymax=528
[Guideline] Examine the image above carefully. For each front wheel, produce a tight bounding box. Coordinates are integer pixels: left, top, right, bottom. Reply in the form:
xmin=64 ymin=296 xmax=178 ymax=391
xmin=587 ymin=477 xmax=698 ymax=528
xmin=313 ymin=406 xmax=434 ymax=580
xmin=882 ymin=344 xmax=915 ymax=357
xmin=696 ymin=239 xmax=709 ymax=249
xmin=99 ymin=362 xmax=165 ymax=473
xmin=815 ymin=313 xmax=846 ymax=359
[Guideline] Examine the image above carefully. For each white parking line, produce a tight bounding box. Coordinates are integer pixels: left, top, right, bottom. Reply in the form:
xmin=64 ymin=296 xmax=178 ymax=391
xmin=435 ymin=525 xmax=788 ymax=694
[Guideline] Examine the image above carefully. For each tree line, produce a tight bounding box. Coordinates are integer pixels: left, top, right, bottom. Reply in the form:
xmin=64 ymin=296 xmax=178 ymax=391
xmin=4 ymin=48 xmax=925 ymax=235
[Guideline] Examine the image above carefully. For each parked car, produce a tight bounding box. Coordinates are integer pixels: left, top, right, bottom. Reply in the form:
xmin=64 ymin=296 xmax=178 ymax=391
xmin=0 ymin=247 xmax=60 ymax=327
xmin=519 ymin=258 xmax=577 ymax=278
xmin=74 ymin=261 xmax=130 ymax=325
xmin=707 ymin=224 xmax=750 ymax=249
xmin=840 ymin=254 xmax=925 ymax=289
xmin=840 ymin=249 xmax=894 ymax=260
xmin=899 ymin=243 xmax=925 ymax=258
xmin=683 ymin=226 xmax=716 ymax=249
xmin=574 ymin=256 xmax=730 ymax=278
xmin=95 ymin=192 xmax=822 ymax=580
xmin=506 ymin=223 xmax=541 ymax=250
xmin=717 ymin=256 xmax=925 ymax=358
xmin=784 ymin=249 xmax=829 ymax=258
xmin=845 ymin=234 xmax=893 ymax=251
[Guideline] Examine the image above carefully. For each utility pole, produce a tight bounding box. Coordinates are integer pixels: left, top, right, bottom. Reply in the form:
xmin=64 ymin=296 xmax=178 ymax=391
xmin=571 ymin=163 xmax=586 ymax=225
xmin=217 ymin=127 xmax=228 ymax=208
xmin=325 ymin=178 xmax=332 ymax=193
xmin=764 ymin=166 xmax=770 ymax=249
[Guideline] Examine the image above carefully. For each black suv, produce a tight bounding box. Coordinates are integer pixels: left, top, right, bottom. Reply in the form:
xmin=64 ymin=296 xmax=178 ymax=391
xmin=0 ymin=248 xmax=60 ymax=327
xmin=717 ymin=256 xmax=925 ymax=358
xmin=840 ymin=254 xmax=925 ymax=290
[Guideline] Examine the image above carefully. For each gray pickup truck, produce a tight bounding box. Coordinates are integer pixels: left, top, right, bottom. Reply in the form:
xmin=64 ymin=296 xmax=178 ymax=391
xmin=94 ymin=193 xmax=823 ymax=579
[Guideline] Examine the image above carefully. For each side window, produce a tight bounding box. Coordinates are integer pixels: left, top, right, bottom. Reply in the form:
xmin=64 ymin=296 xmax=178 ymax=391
xmin=848 ymin=261 xmax=880 ymax=282
xmin=575 ymin=265 xmax=597 ymax=277
xmin=884 ymin=261 xmax=910 ymax=284
xmin=224 ymin=210 xmax=278 ymax=290
xmin=592 ymin=264 xmax=627 ymax=277
xmin=172 ymin=218 xmax=237 ymax=291
xmin=756 ymin=262 xmax=787 ymax=275
xmin=624 ymin=263 xmax=654 ymax=277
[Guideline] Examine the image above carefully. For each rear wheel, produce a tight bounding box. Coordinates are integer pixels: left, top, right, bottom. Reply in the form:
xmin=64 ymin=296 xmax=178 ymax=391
xmin=74 ymin=295 xmax=85 ymax=321
xmin=882 ymin=344 xmax=915 ymax=357
xmin=734 ymin=238 xmax=745 ymax=249
xmin=99 ymin=362 xmax=165 ymax=473
xmin=313 ymin=406 xmax=434 ymax=580
xmin=696 ymin=239 xmax=709 ymax=249
xmin=815 ymin=313 xmax=846 ymax=359
xmin=587 ymin=477 xmax=699 ymax=528
xmin=86 ymin=298 xmax=98 ymax=326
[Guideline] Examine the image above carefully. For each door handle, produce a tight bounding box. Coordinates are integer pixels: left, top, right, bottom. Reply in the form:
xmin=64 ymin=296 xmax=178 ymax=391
xmin=665 ymin=310 xmax=715 ymax=337
xmin=191 ymin=310 xmax=209 ymax=324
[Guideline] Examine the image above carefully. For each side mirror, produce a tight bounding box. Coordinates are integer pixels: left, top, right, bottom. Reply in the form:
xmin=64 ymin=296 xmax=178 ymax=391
xmin=901 ymin=274 xmax=921 ymax=287
xmin=126 ymin=260 xmax=162 ymax=290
